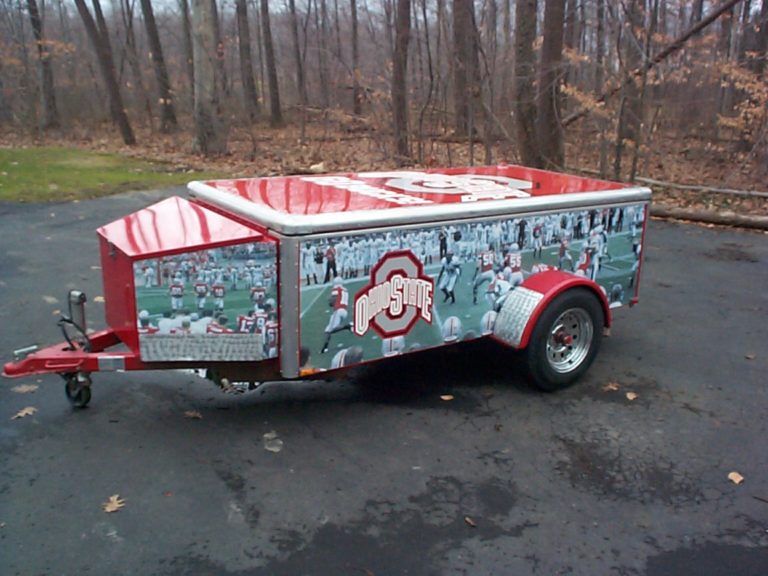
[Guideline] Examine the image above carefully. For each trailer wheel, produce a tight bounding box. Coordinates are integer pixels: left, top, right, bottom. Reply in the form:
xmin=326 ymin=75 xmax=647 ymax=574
xmin=64 ymin=374 xmax=92 ymax=408
xmin=526 ymin=288 xmax=604 ymax=392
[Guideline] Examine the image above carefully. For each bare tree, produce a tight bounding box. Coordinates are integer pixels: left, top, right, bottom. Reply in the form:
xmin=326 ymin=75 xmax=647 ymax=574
xmin=74 ymin=0 xmax=136 ymax=145
xmin=538 ymin=0 xmax=566 ymax=169
xmin=514 ymin=0 xmax=544 ymax=167
xmin=235 ymin=0 xmax=259 ymax=122
xmin=755 ymin=0 xmax=768 ymax=77
xmin=0 ymin=57 xmax=10 ymax=124
xmin=452 ymin=0 xmax=479 ymax=136
xmin=351 ymin=0 xmax=362 ymax=115
xmin=392 ymin=0 xmax=411 ymax=162
xmin=179 ymin=0 xmax=195 ymax=103
xmin=120 ymin=0 xmax=155 ymax=130
xmin=26 ymin=0 xmax=60 ymax=130
xmin=261 ymin=0 xmax=283 ymax=127
xmin=191 ymin=0 xmax=226 ymax=154
xmin=139 ymin=0 xmax=178 ymax=132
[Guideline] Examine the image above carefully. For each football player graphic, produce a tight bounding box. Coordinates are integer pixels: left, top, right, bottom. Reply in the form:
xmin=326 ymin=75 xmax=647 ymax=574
xmin=320 ymin=277 xmax=352 ymax=354
xmin=169 ymin=280 xmax=185 ymax=312
xmin=472 ymin=245 xmax=496 ymax=305
xmin=480 ymin=310 xmax=498 ymax=336
xmin=437 ymin=252 xmax=461 ymax=304
xmin=503 ymin=243 xmax=524 ymax=287
xmin=194 ymin=281 xmax=209 ymax=311
xmin=211 ymin=283 xmax=226 ymax=312
xmin=442 ymin=316 xmax=463 ymax=343
xmin=331 ymin=346 xmax=365 ymax=369
xmin=381 ymin=335 xmax=406 ymax=357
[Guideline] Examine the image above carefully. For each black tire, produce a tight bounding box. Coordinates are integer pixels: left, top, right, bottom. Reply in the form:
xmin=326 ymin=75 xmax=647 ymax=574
xmin=525 ymin=288 xmax=604 ymax=392
xmin=65 ymin=376 xmax=92 ymax=408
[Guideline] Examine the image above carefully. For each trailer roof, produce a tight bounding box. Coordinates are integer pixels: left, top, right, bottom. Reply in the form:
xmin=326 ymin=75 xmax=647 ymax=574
xmin=188 ymin=165 xmax=651 ymax=236
xmin=97 ymin=196 xmax=267 ymax=258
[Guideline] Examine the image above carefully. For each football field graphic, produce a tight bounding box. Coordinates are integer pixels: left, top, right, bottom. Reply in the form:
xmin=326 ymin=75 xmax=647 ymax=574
xmin=300 ymin=205 xmax=645 ymax=371
xmin=132 ymin=241 xmax=278 ymax=361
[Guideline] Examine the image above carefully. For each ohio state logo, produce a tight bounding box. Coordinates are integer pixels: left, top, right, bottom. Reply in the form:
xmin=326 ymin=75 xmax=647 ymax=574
xmin=354 ymin=250 xmax=434 ymax=338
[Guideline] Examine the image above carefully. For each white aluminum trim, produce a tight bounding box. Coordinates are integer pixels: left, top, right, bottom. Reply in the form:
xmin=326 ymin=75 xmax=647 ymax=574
xmin=188 ymin=180 xmax=652 ymax=237
xmin=278 ymin=236 xmax=301 ymax=378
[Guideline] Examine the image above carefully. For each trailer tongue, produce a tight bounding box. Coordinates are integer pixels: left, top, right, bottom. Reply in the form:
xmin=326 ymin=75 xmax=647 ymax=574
xmin=3 ymin=165 xmax=650 ymax=407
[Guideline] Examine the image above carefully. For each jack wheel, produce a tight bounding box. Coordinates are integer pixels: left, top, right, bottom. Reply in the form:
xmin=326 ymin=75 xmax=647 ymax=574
xmin=64 ymin=374 xmax=92 ymax=408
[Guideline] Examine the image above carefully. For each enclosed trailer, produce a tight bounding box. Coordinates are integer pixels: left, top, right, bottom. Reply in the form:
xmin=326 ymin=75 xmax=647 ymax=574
xmin=4 ymin=165 xmax=650 ymax=406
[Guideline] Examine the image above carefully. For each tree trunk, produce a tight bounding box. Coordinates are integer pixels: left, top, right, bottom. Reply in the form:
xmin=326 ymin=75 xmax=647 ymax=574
xmin=191 ymin=0 xmax=227 ymax=154
xmin=754 ymin=0 xmax=768 ymax=77
xmin=26 ymin=0 xmax=60 ymax=130
xmin=351 ymin=0 xmax=362 ymax=115
xmin=121 ymin=0 xmax=155 ymax=131
xmin=74 ymin=0 xmax=136 ymax=145
xmin=392 ymin=0 xmax=411 ymax=162
xmin=287 ymin=0 xmax=307 ymax=115
xmin=179 ymin=0 xmax=195 ymax=104
xmin=235 ymin=0 xmax=259 ymax=122
xmin=210 ymin=0 xmax=228 ymax=98
xmin=140 ymin=0 xmax=178 ymax=133
xmin=514 ymin=0 xmax=543 ymax=167
xmin=452 ymin=0 xmax=479 ymax=136
xmin=260 ymin=0 xmax=283 ymax=127
xmin=537 ymin=0 xmax=566 ymax=169
xmin=316 ymin=0 xmax=331 ymax=108
xmin=620 ymin=0 xmax=643 ymax=143
xmin=595 ymin=0 xmax=608 ymax=176
xmin=499 ymin=0 xmax=513 ymax=131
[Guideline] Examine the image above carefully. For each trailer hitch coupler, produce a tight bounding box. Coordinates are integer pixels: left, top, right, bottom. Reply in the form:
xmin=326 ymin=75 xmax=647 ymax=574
xmin=68 ymin=290 xmax=87 ymax=333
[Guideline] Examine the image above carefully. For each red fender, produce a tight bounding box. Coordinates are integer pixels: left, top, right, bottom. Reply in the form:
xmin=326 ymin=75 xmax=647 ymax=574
xmin=492 ymin=270 xmax=611 ymax=350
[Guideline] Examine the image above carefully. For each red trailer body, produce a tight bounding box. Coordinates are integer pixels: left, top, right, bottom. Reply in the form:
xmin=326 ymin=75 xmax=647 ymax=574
xmin=4 ymin=165 xmax=651 ymax=406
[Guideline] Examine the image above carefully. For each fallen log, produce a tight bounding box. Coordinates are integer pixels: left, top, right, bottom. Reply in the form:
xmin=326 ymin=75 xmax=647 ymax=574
xmin=651 ymin=204 xmax=768 ymax=231
xmin=636 ymin=176 xmax=768 ymax=198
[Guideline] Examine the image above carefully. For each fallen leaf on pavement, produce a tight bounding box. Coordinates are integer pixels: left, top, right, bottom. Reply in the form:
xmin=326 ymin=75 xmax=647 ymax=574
xmin=440 ymin=395 xmax=454 ymax=401
xmin=603 ymin=382 xmax=620 ymax=392
xmin=11 ymin=407 xmax=37 ymax=420
xmin=11 ymin=384 xmax=38 ymax=394
xmin=480 ymin=386 xmax=495 ymax=398
xmin=744 ymin=354 xmax=755 ymax=360
xmin=728 ymin=471 xmax=744 ymax=485
xmin=102 ymin=494 xmax=126 ymax=513
xmin=263 ymin=431 xmax=284 ymax=453
xmin=464 ymin=516 xmax=477 ymax=528
xmin=184 ymin=410 xmax=202 ymax=419
xmin=626 ymin=392 xmax=638 ymax=401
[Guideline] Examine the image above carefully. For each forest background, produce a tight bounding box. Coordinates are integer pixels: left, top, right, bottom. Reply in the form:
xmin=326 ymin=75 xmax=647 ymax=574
xmin=1 ymin=0 xmax=766 ymax=222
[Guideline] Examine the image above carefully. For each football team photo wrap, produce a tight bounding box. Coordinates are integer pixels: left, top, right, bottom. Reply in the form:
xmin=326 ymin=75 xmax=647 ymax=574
xmin=134 ymin=241 xmax=279 ymax=362
xmin=299 ymin=203 xmax=645 ymax=371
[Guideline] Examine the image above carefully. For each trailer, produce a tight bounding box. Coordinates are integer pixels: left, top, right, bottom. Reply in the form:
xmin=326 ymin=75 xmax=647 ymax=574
xmin=3 ymin=165 xmax=650 ymax=406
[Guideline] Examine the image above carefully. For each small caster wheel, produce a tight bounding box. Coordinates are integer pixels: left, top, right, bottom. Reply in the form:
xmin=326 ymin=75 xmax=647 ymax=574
xmin=65 ymin=374 xmax=92 ymax=408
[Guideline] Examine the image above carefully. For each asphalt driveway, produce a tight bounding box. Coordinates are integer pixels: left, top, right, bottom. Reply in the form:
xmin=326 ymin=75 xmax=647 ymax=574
xmin=1 ymin=190 xmax=766 ymax=575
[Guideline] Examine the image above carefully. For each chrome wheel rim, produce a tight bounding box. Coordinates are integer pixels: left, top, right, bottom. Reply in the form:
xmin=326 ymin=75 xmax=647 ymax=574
xmin=546 ymin=308 xmax=593 ymax=374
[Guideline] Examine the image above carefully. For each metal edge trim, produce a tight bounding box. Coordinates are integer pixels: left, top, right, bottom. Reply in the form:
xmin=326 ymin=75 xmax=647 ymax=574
xmin=277 ymin=236 xmax=301 ymax=378
xmin=188 ymin=181 xmax=652 ymax=236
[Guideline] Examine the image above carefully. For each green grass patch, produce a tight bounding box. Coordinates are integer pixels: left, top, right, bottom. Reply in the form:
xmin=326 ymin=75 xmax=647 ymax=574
xmin=0 ymin=147 xmax=222 ymax=202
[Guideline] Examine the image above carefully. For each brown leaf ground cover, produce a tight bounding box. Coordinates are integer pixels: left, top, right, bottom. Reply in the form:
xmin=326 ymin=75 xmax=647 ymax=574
xmin=2 ymin=116 xmax=765 ymax=218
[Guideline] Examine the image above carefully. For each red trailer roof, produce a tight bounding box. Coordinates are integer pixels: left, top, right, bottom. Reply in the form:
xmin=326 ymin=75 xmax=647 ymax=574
xmin=188 ymin=165 xmax=650 ymax=236
xmin=97 ymin=196 xmax=267 ymax=258
xmin=197 ymin=165 xmax=625 ymax=215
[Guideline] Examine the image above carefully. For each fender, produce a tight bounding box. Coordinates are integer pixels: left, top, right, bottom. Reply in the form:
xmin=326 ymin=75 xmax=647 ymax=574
xmin=492 ymin=270 xmax=611 ymax=349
